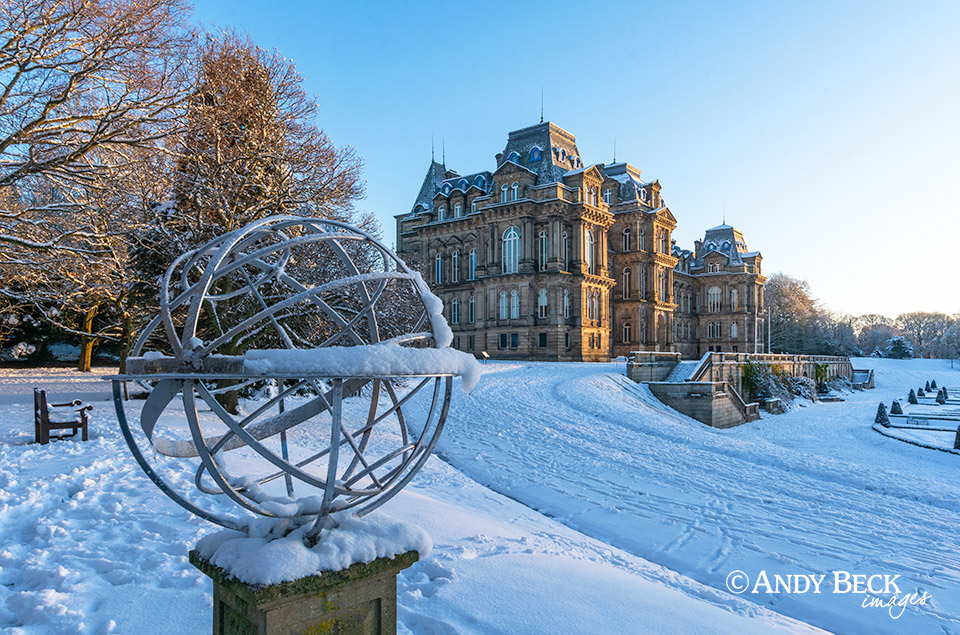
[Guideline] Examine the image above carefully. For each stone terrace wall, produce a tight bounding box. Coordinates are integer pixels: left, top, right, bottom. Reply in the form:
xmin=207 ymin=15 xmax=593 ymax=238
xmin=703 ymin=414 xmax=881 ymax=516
xmin=690 ymin=353 xmax=853 ymax=395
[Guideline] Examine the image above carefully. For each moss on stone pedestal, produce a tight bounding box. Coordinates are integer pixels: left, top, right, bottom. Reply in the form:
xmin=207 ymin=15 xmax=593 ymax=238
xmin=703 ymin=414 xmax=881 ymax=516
xmin=190 ymin=549 xmax=419 ymax=635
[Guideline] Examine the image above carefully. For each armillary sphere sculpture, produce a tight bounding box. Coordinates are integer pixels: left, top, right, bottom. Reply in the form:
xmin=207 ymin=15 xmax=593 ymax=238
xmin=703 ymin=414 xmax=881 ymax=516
xmin=111 ymin=216 xmax=479 ymax=544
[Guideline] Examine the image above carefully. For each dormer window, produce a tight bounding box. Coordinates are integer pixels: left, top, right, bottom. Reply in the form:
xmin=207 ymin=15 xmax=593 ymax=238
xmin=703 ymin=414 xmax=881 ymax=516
xmin=530 ymin=147 xmax=542 ymax=162
xmin=639 ymin=188 xmax=648 ymax=202
xmin=507 ymin=151 xmax=520 ymax=163
xmin=603 ymin=189 xmax=611 ymax=205
xmin=442 ymin=183 xmax=451 ymax=195
xmin=475 ymin=175 xmax=485 ymax=188
xmin=458 ymin=179 xmax=468 ymax=191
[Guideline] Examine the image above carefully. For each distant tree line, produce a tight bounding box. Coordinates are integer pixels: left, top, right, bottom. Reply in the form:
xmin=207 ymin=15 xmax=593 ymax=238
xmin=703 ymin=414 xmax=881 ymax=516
xmin=766 ymin=273 xmax=959 ymax=359
xmin=0 ymin=0 xmax=371 ymax=370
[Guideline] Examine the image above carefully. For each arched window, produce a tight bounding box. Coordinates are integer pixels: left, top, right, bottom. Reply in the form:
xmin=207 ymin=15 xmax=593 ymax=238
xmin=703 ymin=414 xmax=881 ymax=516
xmin=622 ymin=268 xmax=631 ymax=299
xmin=451 ymin=297 xmax=460 ymax=324
xmin=458 ymin=179 xmax=468 ymax=191
xmin=563 ymin=289 xmax=570 ymax=318
xmin=435 ymin=254 xmax=443 ymax=284
xmin=538 ymin=288 xmax=548 ymax=318
xmin=592 ymin=291 xmax=599 ymax=321
xmin=731 ymin=288 xmax=739 ymax=312
xmin=603 ymin=189 xmax=611 ymax=205
xmin=585 ymin=229 xmax=595 ymax=274
xmin=530 ymin=147 xmax=541 ymax=162
xmin=454 ymin=203 xmax=462 ymax=218
xmin=501 ymin=184 xmax=508 ymax=203
xmin=623 ymin=322 xmax=632 ymax=343
xmin=622 ymin=228 xmax=631 ymax=252
xmin=452 ymin=250 xmax=460 ymax=283
xmin=468 ymin=249 xmax=477 ymax=280
xmin=561 ymin=231 xmax=568 ymax=270
xmin=475 ymin=175 xmax=485 ymax=188
xmin=468 ymin=296 xmax=476 ymax=323
xmin=510 ymin=289 xmax=519 ymax=319
xmin=437 ymin=205 xmax=445 ymax=221
xmin=538 ymin=230 xmax=548 ymax=271
xmin=639 ymin=187 xmax=647 ymax=202
xmin=731 ymin=322 xmax=738 ymax=339
xmin=499 ymin=291 xmax=508 ymax=320
xmin=708 ymin=287 xmax=722 ymax=313
xmin=508 ymin=151 xmax=520 ymax=163
xmin=442 ymin=183 xmax=451 ymax=195
xmin=502 ymin=226 xmax=520 ymax=274
xmin=511 ymin=181 xmax=520 ymax=201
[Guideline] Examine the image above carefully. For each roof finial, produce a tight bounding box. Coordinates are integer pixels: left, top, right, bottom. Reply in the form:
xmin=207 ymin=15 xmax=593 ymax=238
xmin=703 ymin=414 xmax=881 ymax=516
xmin=540 ymin=87 xmax=544 ymax=124
xmin=442 ymin=138 xmax=445 ymax=167
xmin=613 ymin=138 xmax=616 ymax=163
xmin=723 ymin=203 xmax=726 ymax=225
xmin=431 ymin=135 xmax=435 ymax=163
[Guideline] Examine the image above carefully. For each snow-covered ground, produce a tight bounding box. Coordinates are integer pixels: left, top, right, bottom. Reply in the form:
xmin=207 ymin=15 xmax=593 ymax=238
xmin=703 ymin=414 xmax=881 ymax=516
xmin=0 ymin=358 xmax=957 ymax=633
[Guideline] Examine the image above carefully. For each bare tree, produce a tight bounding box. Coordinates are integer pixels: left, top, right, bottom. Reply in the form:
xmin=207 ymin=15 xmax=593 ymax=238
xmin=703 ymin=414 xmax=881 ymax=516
xmin=0 ymin=0 xmax=195 ymax=367
xmin=896 ymin=312 xmax=952 ymax=358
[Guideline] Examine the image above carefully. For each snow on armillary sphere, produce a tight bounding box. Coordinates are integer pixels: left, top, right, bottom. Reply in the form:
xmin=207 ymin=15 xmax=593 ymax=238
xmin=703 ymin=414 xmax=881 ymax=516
xmin=110 ymin=216 xmax=479 ymax=544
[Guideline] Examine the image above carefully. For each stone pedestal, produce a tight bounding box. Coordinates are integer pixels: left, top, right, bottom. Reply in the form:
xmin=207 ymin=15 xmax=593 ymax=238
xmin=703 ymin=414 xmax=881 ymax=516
xmin=189 ymin=550 xmax=419 ymax=635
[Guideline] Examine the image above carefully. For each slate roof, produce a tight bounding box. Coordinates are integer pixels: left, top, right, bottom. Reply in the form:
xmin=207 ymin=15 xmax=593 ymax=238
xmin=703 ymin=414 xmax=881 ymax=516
xmin=498 ymin=122 xmax=583 ymax=184
xmin=411 ymin=161 xmax=449 ymax=214
xmin=694 ymin=224 xmax=758 ymax=268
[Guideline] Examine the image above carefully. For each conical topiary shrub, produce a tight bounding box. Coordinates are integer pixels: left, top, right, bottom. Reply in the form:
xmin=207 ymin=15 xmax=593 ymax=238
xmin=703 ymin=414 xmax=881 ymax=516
xmin=875 ymin=402 xmax=890 ymax=426
xmin=955 ymin=425 xmax=960 ymax=451
xmin=925 ymin=381 xmax=931 ymax=392
xmin=944 ymin=387 xmax=950 ymax=399
xmin=918 ymin=387 xmax=926 ymax=397
xmin=908 ymin=389 xmax=918 ymax=405
xmin=937 ymin=390 xmax=946 ymax=405
xmin=891 ymin=400 xmax=903 ymax=415
xmin=931 ymin=379 xmax=938 ymax=390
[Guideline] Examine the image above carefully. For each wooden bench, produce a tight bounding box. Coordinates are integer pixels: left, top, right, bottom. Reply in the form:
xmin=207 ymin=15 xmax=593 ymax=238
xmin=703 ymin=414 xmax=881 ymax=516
xmin=34 ymin=388 xmax=91 ymax=445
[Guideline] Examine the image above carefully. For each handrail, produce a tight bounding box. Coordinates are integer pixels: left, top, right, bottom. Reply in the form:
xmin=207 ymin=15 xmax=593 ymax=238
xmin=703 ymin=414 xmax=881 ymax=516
xmin=688 ymin=351 xmax=714 ymax=382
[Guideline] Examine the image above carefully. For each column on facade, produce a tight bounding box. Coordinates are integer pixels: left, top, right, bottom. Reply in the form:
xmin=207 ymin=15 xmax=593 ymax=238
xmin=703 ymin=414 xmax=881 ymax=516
xmin=522 ymin=218 xmax=534 ymax=267
xmin=572 ymin=220 xmax=583 ymax=273
xmin=490 ymin=223 xmax=499 ymax=268
xmin=550 ymin=215 xmax=561 ymax=266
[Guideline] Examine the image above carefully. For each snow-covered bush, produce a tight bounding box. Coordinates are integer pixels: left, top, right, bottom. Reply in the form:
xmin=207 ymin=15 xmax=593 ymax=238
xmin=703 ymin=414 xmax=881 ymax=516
xmin=885 ymin=336 xmax=914 ymax=359
xmin=7 ymin=342 xmax=36 ymax=359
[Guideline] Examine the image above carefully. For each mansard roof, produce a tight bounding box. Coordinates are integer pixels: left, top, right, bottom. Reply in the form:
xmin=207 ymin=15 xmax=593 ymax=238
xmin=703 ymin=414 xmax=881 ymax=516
xmin=411 ymin=161 xmax=449 ymax=214
xmin=499 ymin=121 xmax=583 ymax=184
xmin=694 ymin=223 xmax=756 ymax=268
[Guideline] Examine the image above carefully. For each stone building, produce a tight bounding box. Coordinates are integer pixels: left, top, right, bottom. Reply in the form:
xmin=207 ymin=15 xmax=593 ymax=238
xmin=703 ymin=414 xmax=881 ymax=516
xmin=395 ymin=121 xmax=766 ymax=361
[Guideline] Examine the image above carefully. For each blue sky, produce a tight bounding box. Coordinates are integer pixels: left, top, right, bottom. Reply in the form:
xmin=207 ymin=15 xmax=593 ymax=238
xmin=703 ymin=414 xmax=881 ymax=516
xmin=194 ymin=1 xmax=959 ymax=318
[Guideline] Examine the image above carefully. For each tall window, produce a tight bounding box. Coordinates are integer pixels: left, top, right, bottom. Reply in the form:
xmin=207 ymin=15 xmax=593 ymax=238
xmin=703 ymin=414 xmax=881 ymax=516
xmin=454 ymin=203 xmax=462 ymax=218
xmin=561 ymin=232 xmax=568 ymax=270
xmin=502 ymin=226 xmax=520 ymax=274
xmin=451 ymin=298 xmax=460 ymax=324
xmin=563 ymin=289 xmax=570 ymax=318
xmin=538 ymin=230 xmax=548 ymax=271
xmin=499 ymin=290 xmax=508 ymax=320
xmin=585 ymin=229 xmax=595 ymax=274
xmin=471 ymin=201 xmax=477 ymax=213
xmin=623 ymin=322 xmax=631 ymax=343
xmin=731 ymin=288 xmax=739 ymax=312
xmin=511 ymin=181 xmax=520 ymax=201
xmin=603 ymin=189 xmax=612 ymax=205
xmin=731 ymin=322 xmax=738 ymax=339
xmin=468 ymin=249 xmax=477 ymax=280
xmin=708 ymin=286 xmax=722 ymax=313
xmin=501 ymin=184 xmax=508 ymax=203
xmin=640 ymin=268 xmax=647 ymax=299
xmin=658 ymin=271 xmax=666 ymax=301
xmin=510 ymin=289 xmax=519 ymax=319
xmin=438 ymin=206 xmax=445 ymax=221
xmin=435 ymin=254 xmax=443 ymax=284
xmin=538 ymin=289 xmax=548 ymax=318
xmin=622 ymin=227 xmax=631 ymax=251
xmin=639 ymin=227 xmax=645 ymax=251
xmin=468 ymin=296 xmax=475 ymax=323
xmin=451 ymin=250 xmax=460 ymax=283
xmin=622 ymin=268 xmax=631 ymax=299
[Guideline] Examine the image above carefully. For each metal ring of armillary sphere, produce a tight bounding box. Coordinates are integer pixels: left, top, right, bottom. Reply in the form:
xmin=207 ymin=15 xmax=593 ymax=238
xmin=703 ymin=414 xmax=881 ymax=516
xmin=111 ymin=215 xmax=471 ymax=543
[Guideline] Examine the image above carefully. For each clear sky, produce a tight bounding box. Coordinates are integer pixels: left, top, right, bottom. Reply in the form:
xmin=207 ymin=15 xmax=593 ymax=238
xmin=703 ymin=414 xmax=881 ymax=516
xmin=193 ymin=0 xmax=959 ymax=319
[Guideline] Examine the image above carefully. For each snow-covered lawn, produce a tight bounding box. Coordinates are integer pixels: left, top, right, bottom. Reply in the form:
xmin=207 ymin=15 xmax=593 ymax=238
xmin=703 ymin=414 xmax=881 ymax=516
xmin=0 ymin=358 xmax=957 ymax=633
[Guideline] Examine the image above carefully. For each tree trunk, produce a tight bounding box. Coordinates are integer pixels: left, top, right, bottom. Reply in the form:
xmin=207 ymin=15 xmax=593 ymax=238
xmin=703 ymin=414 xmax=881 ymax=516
xmin=78 ymin=306 xmax=98 ymax=372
